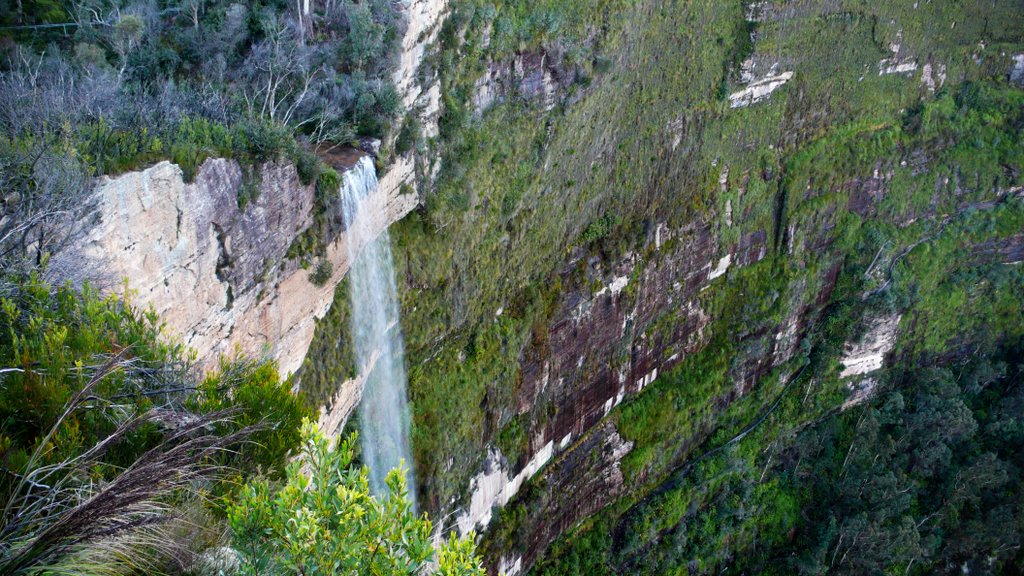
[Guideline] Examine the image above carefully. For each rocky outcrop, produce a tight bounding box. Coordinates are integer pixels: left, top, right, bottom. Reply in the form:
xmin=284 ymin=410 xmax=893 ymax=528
xmin=454 ymin=214 xmax=773 ymax=544
xmin=1011 ymin=54 xmax=1024 ymax=87
xmin=493 ymin=422 xmax=634 ymax=576
xmin=839 ymin=313 xmax=902 ymax=409
xmin=878 ymin=30 xmax=918 ymax=76
xmin=463 ymin=211 xmax=831 ymax=573
xmin=393 ymin=0 xmax=449 ymax=113
xmin=474 ymin=147 xmax=1024 ymax=572
xmin=391 ymin=0 xmax=448 ymax=148
xmin=473 ymin=51 xmax=577 ymax=114
xmin=729 ymin=64 xmax=794 ymax=108
xmin=921 ymin=61 xmax=947 ymax=92
xmin=728 ymin=5 xmax=795 ymax=109
xmin=51 ymin=156 xmax=417 ymax=376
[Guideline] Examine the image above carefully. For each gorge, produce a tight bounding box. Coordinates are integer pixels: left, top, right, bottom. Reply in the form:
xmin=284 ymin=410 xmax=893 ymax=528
xmin=1 ymin=0 xmax=1023 ymax=575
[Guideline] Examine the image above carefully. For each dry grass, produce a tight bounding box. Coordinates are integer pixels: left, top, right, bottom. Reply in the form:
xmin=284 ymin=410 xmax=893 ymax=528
xmin=0 ymin=351 xmax=254 ymax=576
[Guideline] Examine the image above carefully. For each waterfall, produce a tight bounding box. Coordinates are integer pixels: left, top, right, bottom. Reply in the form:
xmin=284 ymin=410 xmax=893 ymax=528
xmin=340 ymin=156 xmax=416 ymax=507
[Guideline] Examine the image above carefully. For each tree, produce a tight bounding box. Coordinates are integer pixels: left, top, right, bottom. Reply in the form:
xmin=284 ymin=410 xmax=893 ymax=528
xmin=228 ymin=419 xmax=485 ymax=576
xmin=0 ymin=49 xmax=95 ymax=274
xmin=240 ymin=14 xmax=321 ymax=127
xmin=341 ymin=2 xmax=385 ymax=72
xmin=111 ymin=14 xmax=144 ymax=78
xmin=180 ymin=0 xmax=203 ymax=29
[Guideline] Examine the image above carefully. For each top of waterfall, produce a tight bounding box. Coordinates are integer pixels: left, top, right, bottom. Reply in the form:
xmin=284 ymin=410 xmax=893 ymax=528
xmin=316 ymin=145 xmax=372 ymax=172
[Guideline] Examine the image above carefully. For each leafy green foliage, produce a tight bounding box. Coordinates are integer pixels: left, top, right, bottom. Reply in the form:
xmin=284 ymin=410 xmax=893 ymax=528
xmin=0 ymin=273 xmax=320 ymax=573
xmin=188 ymin=359 xmax=312 ymax=483
xmin=742 ymin=358 xmax=1023 ymax=575
xmin=228 ymin=419 xmax=485 ymax=576
xmin=0 ymin=370 xmax=237 ymax=576
xmin=0 ymin=274 xmax=255 ymax=575
xmin=496 ymin=414 xmax=528 ymax=467
xmin=580 ymin=213 xmax=622 ymax=245
xmin=308 ymin=260 xmax=334 ymax=287
xmin=300 ymin=278 xmax=358 ymax=410
xmin=0 ymin=273 xmax=178 ymax=484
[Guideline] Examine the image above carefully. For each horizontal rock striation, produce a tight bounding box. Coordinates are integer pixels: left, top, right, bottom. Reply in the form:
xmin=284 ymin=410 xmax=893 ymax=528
xmin=473 ymin=51 xmax=577 ymax=114
xmin=454 ymin=207 xmax=786 ymax=569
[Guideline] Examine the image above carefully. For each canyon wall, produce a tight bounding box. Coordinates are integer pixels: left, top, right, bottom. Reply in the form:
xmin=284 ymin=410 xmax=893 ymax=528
xmin=374 ymin=2 xmax=1024 ymax=574
xmin=43 ymin=1 xmax=1024 ymax=573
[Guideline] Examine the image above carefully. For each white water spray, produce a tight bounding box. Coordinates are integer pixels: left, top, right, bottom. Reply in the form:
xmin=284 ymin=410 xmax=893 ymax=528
xmin=340 ymin=156 xmax=416 ymax=506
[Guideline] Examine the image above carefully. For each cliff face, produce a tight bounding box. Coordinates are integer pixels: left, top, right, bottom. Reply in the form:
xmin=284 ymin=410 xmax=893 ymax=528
xmin=362 ymin=1 xmax=1024 ymax=574
xmin=49 ymin=0 xmax=450 ymax=381
xmin=381 ymin=0 xmax=449 ymax=197
xmin=455 ymin=218 xmax=773 ymax=533
xmin=51 ymin=156 xmax=416 ymax=376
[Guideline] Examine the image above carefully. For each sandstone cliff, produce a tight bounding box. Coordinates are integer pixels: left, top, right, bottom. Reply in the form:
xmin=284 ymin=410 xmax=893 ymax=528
xmin=50 ymin=156 xmax=416 ymax=376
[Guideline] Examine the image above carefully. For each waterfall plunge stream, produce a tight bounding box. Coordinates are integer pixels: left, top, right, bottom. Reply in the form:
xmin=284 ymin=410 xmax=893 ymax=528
xmin=340 ymin=156 xmax=416 ymax=507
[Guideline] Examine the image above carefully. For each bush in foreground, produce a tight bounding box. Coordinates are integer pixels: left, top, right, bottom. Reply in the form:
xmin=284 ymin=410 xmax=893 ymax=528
xmin=229 ymin=419 xmax=485 ymax=576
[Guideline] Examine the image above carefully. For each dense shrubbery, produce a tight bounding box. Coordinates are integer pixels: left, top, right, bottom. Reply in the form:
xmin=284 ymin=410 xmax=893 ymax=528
xmin=0 ymin=273 xmax=484 ymax=574
xmin=0 ymin=273 xmax=299 ymax=573
xmin=229 ymin=420 xmax=485 ymax=576
xmin=1 ymin=0 xmax=404 ymax=143
xmin=0 ymin=273 xmax=183 ymax=478
xmin=777 ymin=359 xmax=1024 ymax=574
xmin=575 ymin=351 xmax=1024 ymax=576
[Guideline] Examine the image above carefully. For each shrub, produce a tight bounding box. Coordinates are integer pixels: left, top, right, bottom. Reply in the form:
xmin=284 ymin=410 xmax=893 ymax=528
xmin=237 ymin=121 xmax=292 ymax=164
xmin=394 ymin=114 xmax=422 ymax=156
xmin=581 ymin=212 xmax=621 ymax=244
xmin=293 ymin=145 xmax=322 ymax=186
xmin=0 ymin=272 xmax=179 ymax=475
xmin=188 ymin=359 xmax=313 ymax=484
xmin=236 ymin=167 xmax=262 ymax=209
xmin=309 ymin=260 xmax=334 ymax=287
xmin=0 ymin=273 xmax=265 ymax=575
xmin=228 ymin=420 xmax=486 ymax=576
xmin=73 ymin=42 xmax=110 ymax=71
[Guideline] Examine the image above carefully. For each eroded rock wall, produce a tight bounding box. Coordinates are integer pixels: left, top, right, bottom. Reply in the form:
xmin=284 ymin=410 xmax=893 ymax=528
xmin=52 ymin=156 xmax=416 ymax=376
xmin=449 ymin=201 xmax=799 ymax=568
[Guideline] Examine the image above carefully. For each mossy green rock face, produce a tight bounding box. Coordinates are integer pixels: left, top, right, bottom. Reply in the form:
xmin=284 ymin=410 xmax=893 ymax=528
xmin=303 ymin=0 xmax=1024 ymax=572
